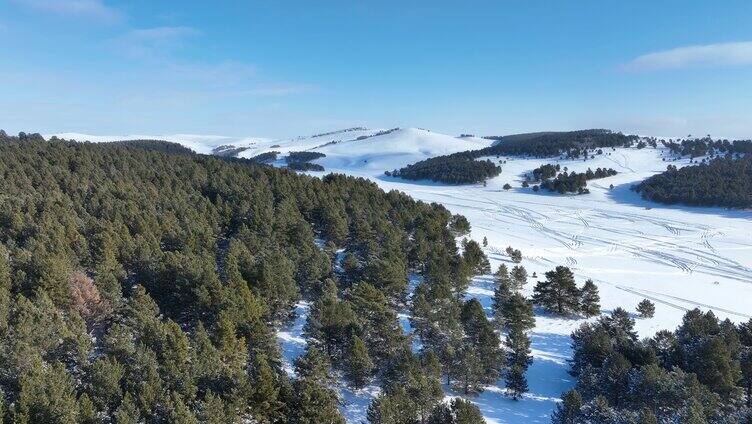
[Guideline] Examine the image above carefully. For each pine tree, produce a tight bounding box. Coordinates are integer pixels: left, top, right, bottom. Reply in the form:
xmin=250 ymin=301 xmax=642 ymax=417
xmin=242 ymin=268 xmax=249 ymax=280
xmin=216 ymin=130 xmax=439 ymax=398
xmin=459 ymin=299 xmax=504 ymax=391
xmin=551 ymin=389 xmax=582 ymax=424
xmin=580 ymin=395 xmax=614 ymax=422
xmin=533 ymin=266 xmax=580 ymax=315
xmin=289 ymin=378 xmax=345 ymax=424
xmin=504 ymin=365 xmax=528 ymax=400
xmin=78 ymin=393 xmax=97 ymax=424
xmin=461 ymin=239 xmax=491 ymax=275
xmin=501 ymin=292 xmax=535 ymax=333
xmin=426 ymin=398 xmax=485 ymax=423
xmin=492 ymin=265 xmax=513 ymax=330
xmin=510 ymin=265 xmax=527 ymax=290
xmin=505 ymin=326 xmax=532 ymax=399
xmin=637 ymin=299 xmax=655 ymax=318
xmin=114 ymin=392 xmax=140 ymax=424
xmin=345 ymin=334 xmax=375 ymax=390
xmin=742 ymin=348 xmax=752 ymax=407
xmin=579 ymin=279 xmax=601 ymax=318
xmin=294 ymin=346 xmax=333 ymax=387
xmin=250 ymin=351 xmax=284 ymax=422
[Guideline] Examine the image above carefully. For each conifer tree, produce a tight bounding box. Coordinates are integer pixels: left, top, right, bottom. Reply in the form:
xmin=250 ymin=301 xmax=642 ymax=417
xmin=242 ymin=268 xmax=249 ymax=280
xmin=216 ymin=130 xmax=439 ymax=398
xmin=492 ymin=265 xmax=513 ymax=330
xmin=250 ymin=351 xmax=284 ymax=422
xmin=637 ymin=299 xmax=655 ymax=318
xmin=505 ymin=326 xmax=532 ymax=399
xmin=345 ymin=334 xmax=375 ymax=390
xmin=348 ymin=282 xmax=406 ymax=365
xmin=533 ymin=266 xmax=580 ymax=315
xmin=504 ymin=365 xmax=528 ymax=400
xmin=501 ymin=292 xmax=535 ymax=333
xmin=579 ymin=279 xmax=601 ymax=318
xmin=551 ymin=389 xmax=582 ymax=424
xmin=510 ymin=265 xmax=527 ymax=290
xmin=114 ymin=392 xmax=140 ymax=424
xmin=426 ymin=398 xmax=485 ymax=424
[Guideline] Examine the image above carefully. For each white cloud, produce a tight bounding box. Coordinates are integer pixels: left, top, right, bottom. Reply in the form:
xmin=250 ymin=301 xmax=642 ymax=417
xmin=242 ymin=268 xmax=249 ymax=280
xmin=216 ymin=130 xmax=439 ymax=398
xmin=114 ymin=26 xmax=200 ymax=58
xmin=243 ymin=83 xmax=320 ymax=97
xmin=625 ymin=41 xmax=752 ymax=71
xmin=12 ymin=0 xmax=121 ymax=22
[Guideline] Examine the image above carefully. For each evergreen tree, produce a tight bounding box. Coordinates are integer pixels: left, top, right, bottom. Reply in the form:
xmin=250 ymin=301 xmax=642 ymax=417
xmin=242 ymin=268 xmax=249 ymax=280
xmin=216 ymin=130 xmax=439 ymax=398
xmin=501 ymin=292 xmax=535 ymax=333
xmin=551 ymin=389 xmax=582 ymax=424
xmin=426 ymin=398 xmax=484 ymax=424
xmin=579 ymin=279 xmax=600 ymax=318
xmin=345 ymin=334 xmax=375 ymax=390
xmin=637 ymin=299 xmax=656 ymax=318
xmin=504 ymin=365 xmax=528 ymax=400
xmin=532 ymin=266 xmax=580 ymax=315
xmin=461 ymin=239 xmax=491 ymax=275
xmin=510 ymin=265 xmax=527 ymax=290
xmin=456 ymin=299 xmax=504 ymax=393
xmin=491 ymin=265 xmax=513 ymax=330
xmin=505 ymin=325 xmax=532 ymax=399
xmin=288 ymin=378 xmax=345 ymax=424
xmin=114 ymin=393 xmax=140 ymax=424
xmin=250 ymin=351 xmax=285 ymax=423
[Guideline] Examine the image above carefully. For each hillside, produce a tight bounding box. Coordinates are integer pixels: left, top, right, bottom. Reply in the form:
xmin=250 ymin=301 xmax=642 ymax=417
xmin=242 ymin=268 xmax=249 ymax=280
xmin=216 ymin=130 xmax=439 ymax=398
xmin=45 ymin=127 xmax=752 ymax=423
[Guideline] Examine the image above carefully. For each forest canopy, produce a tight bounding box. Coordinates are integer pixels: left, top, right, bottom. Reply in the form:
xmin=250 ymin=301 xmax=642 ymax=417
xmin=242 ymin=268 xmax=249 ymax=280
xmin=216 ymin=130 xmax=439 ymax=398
xmin=635 ymin=157 xmax=752 ymax=208
xmin=0 ymin=131 xmax=491 ymax=423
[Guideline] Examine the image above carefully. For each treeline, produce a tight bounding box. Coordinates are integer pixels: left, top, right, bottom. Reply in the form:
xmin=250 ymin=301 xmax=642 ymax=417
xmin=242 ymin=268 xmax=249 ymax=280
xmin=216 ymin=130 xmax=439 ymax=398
xmin=553 ymin=308 xmax=752 ymax=423
xmin=635 ymin=157 xmax=752 ymax=208
xmin=387 ymin=153 xmax=501 ymax=184
xmin=249 ymin=150 xmax=280 ymax=163
xmin=481 ymin=129 xmax=638 ymax=159
xmin=0 ymin=132 xmax=492 ymax=423
xmin=287 ymin=161 xmax=325 ymax=171
xmin=537 ymin=167 xmax=617 ymax=194
xmin=285 ymin=151 xmax=326 ymax=172
xmin=663 ymin=137 xmax=752 ymax=158
xmin=388 ymin=129 xmax=635 ymax=185
xmin=286 ymin=151 xmax=326 ymax=163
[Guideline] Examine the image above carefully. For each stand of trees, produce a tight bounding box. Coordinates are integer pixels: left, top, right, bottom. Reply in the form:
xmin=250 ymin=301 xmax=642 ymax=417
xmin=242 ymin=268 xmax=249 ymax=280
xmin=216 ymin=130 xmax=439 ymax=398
xmin=249 ymin=150 xmax=280 ymax=163
xmin=387 ymin=129 xmax=635 ymax=185
xmin=539 ymin=168 xmax=617 ymax=195
xmin=286 ymin=151 xmax=326 ymax=163
xmin=553 ymin=309 xmax=752 ymax=423
xmin=635 ymin=157 xmax=752 ymax=208
xmin=663 ymin=137 xmax=752 ymax=158
xmin=0 ymin=131 xmax=487 ymax=423
xmin=532 ymin=267 xmax=600 ymax=317
xmin=388 ymin=153 xmax=501 ymax=184
xmin=287 ymin=161 xmax=325 ymax=171
xmin=482 ymin=129 xmax=638 ymax=158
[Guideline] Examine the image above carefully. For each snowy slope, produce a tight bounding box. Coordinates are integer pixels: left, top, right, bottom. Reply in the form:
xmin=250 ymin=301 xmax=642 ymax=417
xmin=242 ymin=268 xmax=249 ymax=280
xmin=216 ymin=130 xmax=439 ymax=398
xmin=53 ymin=127 xmax=492 ymax=172
xmin=298 ymin=141 xmax=752 ymax=423
xmin=54 ymin=127 xmax=752 ymax=423
xmin=51 ymin=132 xmax=272 ymax=155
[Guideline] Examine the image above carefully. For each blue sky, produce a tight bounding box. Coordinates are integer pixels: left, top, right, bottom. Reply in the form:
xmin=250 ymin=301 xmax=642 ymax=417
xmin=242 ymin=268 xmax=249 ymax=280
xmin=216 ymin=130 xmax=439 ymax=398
xmin=2 ymin=0 xmax=751 ymax=138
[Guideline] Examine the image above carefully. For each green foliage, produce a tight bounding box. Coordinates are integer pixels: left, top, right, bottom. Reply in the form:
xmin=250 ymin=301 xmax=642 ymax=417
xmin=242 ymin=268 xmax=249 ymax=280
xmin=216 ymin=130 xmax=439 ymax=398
xmin=579 ymin=279 xmax=601 ymax=318
xmin=637 ymin=298 xmax=656 ymax=318
xmin=426 ymin=398 xmax=485 ymax=424
xmin=0 ymin=134 xmax=479 ymax=423
xmin=636 ymin=157 xmax=752 ymax=208
xmin=563 ymin=307 xmax=749 ymax=422
xmin=533 ymin=266 xmax=580 ymax=315
xmin=345 ymin=334 xmax=375 ymax=389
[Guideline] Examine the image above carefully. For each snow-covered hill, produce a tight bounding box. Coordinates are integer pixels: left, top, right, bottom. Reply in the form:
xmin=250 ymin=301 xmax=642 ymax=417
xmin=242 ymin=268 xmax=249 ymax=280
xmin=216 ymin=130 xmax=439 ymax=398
xmin=52 ymin=127 xmax=492 ymax=172
xmin=52 ymin=127 xmax=752 ymax=423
